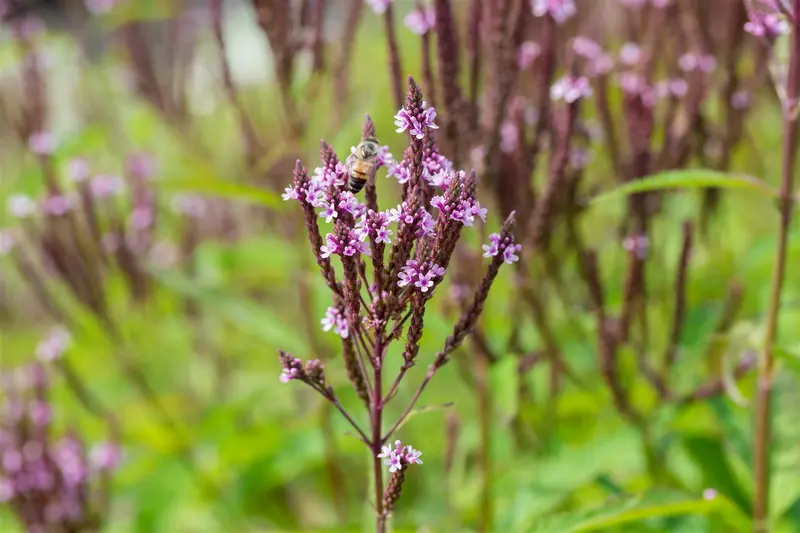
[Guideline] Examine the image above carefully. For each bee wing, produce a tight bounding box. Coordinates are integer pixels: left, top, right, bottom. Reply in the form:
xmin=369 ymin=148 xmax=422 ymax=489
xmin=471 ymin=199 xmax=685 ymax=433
xmin=344 ymin=151 xmax=357 ymax=169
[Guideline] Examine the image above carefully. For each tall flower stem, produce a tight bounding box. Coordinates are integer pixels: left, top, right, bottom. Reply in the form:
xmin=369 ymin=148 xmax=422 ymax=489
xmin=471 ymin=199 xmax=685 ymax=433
xmin=753 ymin=3 xmax=800 ymax=531
xmin=372 ymin=340 xmax=386 ymax=533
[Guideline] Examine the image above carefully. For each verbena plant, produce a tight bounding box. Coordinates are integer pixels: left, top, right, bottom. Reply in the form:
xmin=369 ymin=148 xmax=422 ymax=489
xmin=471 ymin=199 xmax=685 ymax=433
xmin=278 ymin=76 xmax=519 ymax=532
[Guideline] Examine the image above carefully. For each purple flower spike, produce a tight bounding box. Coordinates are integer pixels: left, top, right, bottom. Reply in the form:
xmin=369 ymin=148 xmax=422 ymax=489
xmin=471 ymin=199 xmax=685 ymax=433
xmin=321 ymin=306 xmax=350 ymax=338
xmin=377 ymin=440 xmax=423 ymax=473
xmin=398 ymin=260 xmax=446 ymax=292
xmin=355 ymin=210 xmax=394 ymax=244
xmin=482 ymin=233 xmax=522 ymax=264
xmin=394 ymin=101 xmax=439 ymax=139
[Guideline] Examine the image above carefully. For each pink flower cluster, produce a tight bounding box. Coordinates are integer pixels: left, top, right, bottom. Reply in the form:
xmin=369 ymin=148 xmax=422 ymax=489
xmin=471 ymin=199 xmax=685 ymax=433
xmin=550 ymin=75 xmax=593 ymax=103
xmin=394 ymin=101 xmax=439 ymax=139
xmin=398 ymin=260 xmax=446 ymax=293
xmin=404 ymin=5 xmax=436 ymax=35
xmin=430 ymin=191 xmax=487 ymax=227
xmin=531 ymin=0 xmax=576 ymax=24
xmin=320 ymin=230 xmax=369 ymax=258
xmin=388 ymin=202 xmax=435 ymax=238
xmin=377 ymin=440 xmax=423 ymax=473
xmin=34 ymin=328 xmax=71 ymax=362
xmin=321 ymin=306 xmax=350 ymax=338
xmin=365 ymin=0 xmax=392 ymax=14
xmin=745 ymin=5 xmax=791 ymax=38
xmin=387 ymin=148 xmax=453 ymax=188
xmin=482 ymin=233 xmax=522 ymax=264
xmin=354 ymin=210 xmax=394 ymax=244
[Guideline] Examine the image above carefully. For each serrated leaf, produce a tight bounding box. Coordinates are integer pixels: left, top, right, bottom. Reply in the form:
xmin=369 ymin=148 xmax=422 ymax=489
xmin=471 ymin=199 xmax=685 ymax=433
xmin=590 ymin=169 xmax=776 ymax=205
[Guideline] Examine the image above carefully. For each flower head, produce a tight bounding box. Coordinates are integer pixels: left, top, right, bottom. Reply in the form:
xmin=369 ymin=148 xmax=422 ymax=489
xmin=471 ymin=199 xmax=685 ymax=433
xmin=398 ymin=260 xmax=446 ymax=292
xmin=518 ymin=41 xmax=542 ymax=69
xmin=394 ymin=101 xmax=439 ymax=139
xmin=28 ymin=132 xmax=56 ymax=155
xmin=404 ymin=5 xmax=435 ymax=35
xmin=321 ymin=306 xmax=350 ymax=338
xmin=531 ymin=0 xmax=577 ymax=23
xmin=550 ymin=75 xmax=593 ymax=103
xmin=7 ymin=194 xmax=35 ymax=219
xmin=377 ymin=440 xmax=423 ymax=473
xmin=366 ymin=0 xmax=392 ymax=14
xmin=35 ymin=327 xmax=71 ymax=362
xmin=355 ymin=210 xmax=394 ymax=244
xmin=482 ymin=233 xmax=522 ymax=264
xmin=744 ymin=2 xmax=791 ymax=39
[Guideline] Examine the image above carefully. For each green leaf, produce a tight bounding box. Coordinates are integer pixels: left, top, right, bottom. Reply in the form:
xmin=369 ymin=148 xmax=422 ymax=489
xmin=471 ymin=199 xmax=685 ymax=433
xmin=682 ymin=434 xmax=752 ymax=514
xmin=387 ymin=402 xmax=455 ymax=434
xmin=490 ymin=355 xmax=521 ymax=423
xmin=775 ymin=346 xmax=800 ymax=376
xmin=517 ymin=491 xmax=735 ymax=533
xmin=149 ymin=268 xmax=307 ymax=354
xmin=590 ymin=169 xmax=777 ymax=205
xmin=158 ymin=176 xmax=284 ymax=210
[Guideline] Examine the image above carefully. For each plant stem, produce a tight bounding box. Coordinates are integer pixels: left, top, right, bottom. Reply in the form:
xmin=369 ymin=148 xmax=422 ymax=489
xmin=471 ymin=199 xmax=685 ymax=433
xmin=475 ymin=347 xmax=492 ymax=533
xmin=753 ymin=6 xmax=800 ymax=532
xmin=372 ymin=341 xmax=386 ymax=533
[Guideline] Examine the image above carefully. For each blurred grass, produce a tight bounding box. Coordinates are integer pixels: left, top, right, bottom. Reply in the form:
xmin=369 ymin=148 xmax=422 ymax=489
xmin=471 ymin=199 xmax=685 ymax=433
xmin=1 ymin=3 xmax=800 ymax=533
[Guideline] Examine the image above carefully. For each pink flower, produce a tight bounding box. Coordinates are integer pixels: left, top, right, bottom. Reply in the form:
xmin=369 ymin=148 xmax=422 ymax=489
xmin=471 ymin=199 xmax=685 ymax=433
xmin=482 ymin=233 xmax=521 ymax=264
xmin=366 ymin=0 xmax=393 ymax=14
xmin=90 ymin=442 xmax=121 ymax=471
xmin=321 ymin=306 xmax=350 ymax=338
xmin=404 ymin=5 xmax=436 ymax=35
xmin=41 ymin=195 xmax=73 ymax=216
xmin=572 ymin=37 xmax=603 ymax=60
xmin=678 ymin=53 xmax=717 ymax=73
xmin=619 ymin=42 xmax=644 ymax=65
xmin=394 ymin=101 xmax=439 ymax=139
xmin=28 ymin=132 xmax=55 ymax=155
xmin=550 ymin=75 xmax=593 ymax=103
xmin=398 ymin=260 xmax=446 ymax=292
xmin=377 ymin=440 xmax=423 ymax=472
xmin=85 ymin=0 xmax=123 ymax=14
xmin=518 ymin=41 xmax=542 ymax=69
xmin=35 ymin=327 xmax=71 ymax=362
xmin=500 ymin=121 xmax=519 ymax=153
xmin=623 ymin=234 xmax=649 ymax=260
xmin=7 ymin=194 xmax=35 ymax=218
xmin=531 ymin=0 xmax=577 ymax=24
xmin=0 ymin=230 xmax=15 ymax=255
xmin=65 ymin=158 xmax=90 ymax=182
xmin=90 ymin=175 xmax=125 ymax=198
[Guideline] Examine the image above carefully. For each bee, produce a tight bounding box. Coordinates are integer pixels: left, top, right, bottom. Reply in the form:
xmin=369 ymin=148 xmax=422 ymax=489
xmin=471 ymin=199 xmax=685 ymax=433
xmin=345 ymin=135 xmax=380 ymax=194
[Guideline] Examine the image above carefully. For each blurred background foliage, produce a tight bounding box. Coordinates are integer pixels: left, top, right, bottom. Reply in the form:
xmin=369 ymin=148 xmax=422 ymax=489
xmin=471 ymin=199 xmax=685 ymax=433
xmin=1 ymin=0 xmax=800 ymax=532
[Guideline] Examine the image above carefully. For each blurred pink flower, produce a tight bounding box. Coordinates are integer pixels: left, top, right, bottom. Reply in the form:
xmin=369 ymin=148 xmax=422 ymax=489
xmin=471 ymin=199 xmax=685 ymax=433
xmin=404 ymin=5 xmax=435 ymax=35
xmin=531 ymin=0 xmax=577 ymax=23
xmin=518 ymin=41 xmax=542 ymax=69
xmin=366 ymin=0 xmax=393 ymax=14
xmin=550 ymin=75 xmax=593 ymax=102
xmin=28 ymin=132 xmax=55 ymax=155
